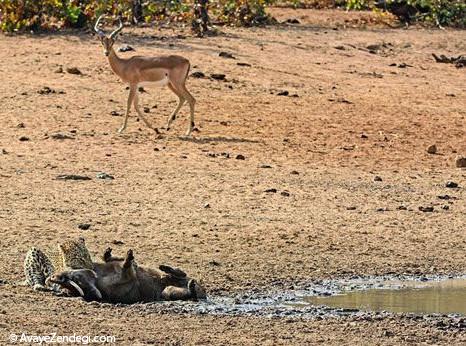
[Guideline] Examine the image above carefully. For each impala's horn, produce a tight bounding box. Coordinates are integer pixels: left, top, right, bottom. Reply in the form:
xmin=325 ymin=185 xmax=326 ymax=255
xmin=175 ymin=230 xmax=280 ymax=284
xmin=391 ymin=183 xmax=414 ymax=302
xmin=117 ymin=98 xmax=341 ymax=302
xmin=94 ymin=14 xmax=106 ymax=37
xmin=109 ymin=17 xmax=124 ymax=39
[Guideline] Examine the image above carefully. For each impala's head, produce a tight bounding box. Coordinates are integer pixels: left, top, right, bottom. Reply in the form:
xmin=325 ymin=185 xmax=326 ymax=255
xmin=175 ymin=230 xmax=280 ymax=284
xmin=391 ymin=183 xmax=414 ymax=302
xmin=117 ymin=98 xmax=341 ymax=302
xmin=94 ymin=15 xmax=123 ymax=57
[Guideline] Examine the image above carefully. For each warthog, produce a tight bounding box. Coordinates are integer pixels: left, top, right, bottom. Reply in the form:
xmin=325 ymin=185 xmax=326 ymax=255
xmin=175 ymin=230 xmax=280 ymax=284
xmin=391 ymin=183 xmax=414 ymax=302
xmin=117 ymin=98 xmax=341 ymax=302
xmin=48 ymin=248 xmax=206 ymax=304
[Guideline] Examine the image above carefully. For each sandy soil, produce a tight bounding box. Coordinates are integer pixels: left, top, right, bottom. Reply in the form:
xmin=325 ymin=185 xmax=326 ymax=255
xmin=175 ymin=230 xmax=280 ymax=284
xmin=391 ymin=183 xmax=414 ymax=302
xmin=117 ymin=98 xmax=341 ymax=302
xmin=0 ymin=8 xmax=465 ymax=345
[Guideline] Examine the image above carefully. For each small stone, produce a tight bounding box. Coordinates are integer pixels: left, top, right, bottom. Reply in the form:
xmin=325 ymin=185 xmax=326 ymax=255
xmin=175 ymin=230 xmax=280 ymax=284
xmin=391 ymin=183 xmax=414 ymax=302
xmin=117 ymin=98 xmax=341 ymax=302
xmin=285 ymin=18 xmax=300 ymax=24
xmin=237 ymin=62 xmax=251 ymax=67
xmin=56 ymin=174 xmax=91 ymax=181
xmin=143 ymin=107 xmax=150 ymax=113
xmin=374 ymin=176 xmax=383 ymax=182
xmin=346 ymin=206 xmax=357 ymax=210
xmin=445 ymin=181 xmax=458 ymax=188
xmin=290 ymin=170 xmax=299 ymax=175
xmin=118 ymin=45 xmax=135 ymax=52
xmin=235 ymin=154 xmax=245 ymax=160
xmin=265 ymin=188 xmax=277 ymax=193
xmin=78 ymin=223 xmax=91 ymax=230
xmin=138 ymin=87 xmax=147 ymax=93
xmin=55 ymin=66 xmax=63 ymax=73
xmin=209 ymin=260 xmax=221 ymax=266
xmin=66 ymin=67 xmax=82 ymax=75
xmin=110 ymin=111 xmax=121 ymax=117
xmin=96 ymin=172 xmax=114 ymax=180
xmin=419 ymin=206 xmax=434 ymax=212
xmin=277 ymin=90 xmax=289 ymax=96
xmin=112 ymin=240 xmax=124 ymax=245
xmin=260 ymin=164 xmax=272 ymax=168
xmin=191 ymin=72 xmax=205 ymax=78
xmin=19 ymin=136 xmax=30 ymax=141
xmin=361 ymin=133 xmax=368 ymax=139
xmin=281 ymin=191 xmax=290 ymax=197
xmin=16 ymin=123 xmax=25 ymax=128
xmin=204 ymin=203 xmax=211 ymax=209
xmin=211 ymin=73 xmax=226 ymax=81
xmin=219 ymin=52 xmax=235 ymax=59
xmin=437 ymin=195 xmax=451 ymax=200
xmin=38 ymin=86 xmax=55 ymax=95
xmin=427 ymin=145 xmax=437 ymax=154
xmin=397 ymin=205 xmax=407 ymax=210
xmin=1 ymin=149 xmax=7 ymax=154
xmin=50 ymin=133 xmax=74 ymax=140
xmin=455 ymin=156 xmax=466 ymax=168
xmin=441 ymin=205 xmax=450 ymax=210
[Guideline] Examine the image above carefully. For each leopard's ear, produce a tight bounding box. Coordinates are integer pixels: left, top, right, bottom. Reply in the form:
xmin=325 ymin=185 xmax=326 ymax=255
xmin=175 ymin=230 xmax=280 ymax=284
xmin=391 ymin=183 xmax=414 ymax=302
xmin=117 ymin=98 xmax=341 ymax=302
xmin=78 ymin=237 xmax=86 ymax=244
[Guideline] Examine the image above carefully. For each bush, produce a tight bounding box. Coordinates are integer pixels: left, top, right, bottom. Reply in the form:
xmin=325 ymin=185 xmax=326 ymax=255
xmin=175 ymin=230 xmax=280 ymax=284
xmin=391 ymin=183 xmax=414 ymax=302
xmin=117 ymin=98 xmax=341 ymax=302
xmin=0 ymin=0 xmax=274 ymax=32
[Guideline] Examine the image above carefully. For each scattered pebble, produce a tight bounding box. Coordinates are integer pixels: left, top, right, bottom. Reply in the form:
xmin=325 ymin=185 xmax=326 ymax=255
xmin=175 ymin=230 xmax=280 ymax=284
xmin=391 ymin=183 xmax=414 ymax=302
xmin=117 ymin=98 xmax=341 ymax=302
xmin=277 ymin=91 xmax=289 ymax=96
xmin=191 ymin=72 xmax=206 ymax=78
xmin=50 ymin=133 xmax=75 ymax=140
xmin=285 ymin=18 xmax=300 ymax=24
xmin=455 ymin=156 xmax=466 ymax=168
xmin=437 ymin=195 xmax=451 ymax=200
xmin=96 ymin=172 xmax=114 ymax=180
xmin=203 ymin=203 xmax=211 ymax=209
xmin=78 ymin=223 xmax=91 ymax=230
xmin=66 ymin=67 xmax=82 ymax=75
xmin=290 ymin=170 xmax=299 ymax=175
xmin=445 ymin=181 xmax=458 ymax=188
xmin=211 ymin=73 xmax=226 ymax=81
xmin=55 ymin=66 xmax=63 ymax=73
xmin=38 ymin=86 xmax=55 ymax=95
xmin=427 ymin=145 xmax=437 ymax=154
xmin=419 ymin=206 xmax=434 ymax=212
xmin=219 ymin=52 xmax=235 ymax=59
xmin=236 ymin=154 xmax=245 ymax=160
xmin=441 ymin=205 xmax=450 ymax=210
xmin=259 ymin=164 xmax=272 ymax=168
xmin=237 ymin=62 xmax=251 ymax=67
xmin=110 ymin=111 xmax=121 ymax=117
xmin=19 ymin=136 xmax=30 ymax=141
xmin=119 ymin=45 xmax=135 ymax=52
xmin=112 ymin=240 xmax=124 ymax=245
xmin=56 ymin=174 xmax=91 ymax=181
xmin=16 ymin=123 xmax=25 ymax=128
xmin=280 ymin=191 xmax=290 ymax=197
xmin=209 ymin=260 xmax=221 ymax=266
xmin=397 ymin=205 xmax=408 ymax=210
xmin=265 ymin=188 xmax=277 ymax=193
xmin=374 ymin=176 xmax=383 ymax=182
xmin=346 ymin=206 xmax=357 ymax=210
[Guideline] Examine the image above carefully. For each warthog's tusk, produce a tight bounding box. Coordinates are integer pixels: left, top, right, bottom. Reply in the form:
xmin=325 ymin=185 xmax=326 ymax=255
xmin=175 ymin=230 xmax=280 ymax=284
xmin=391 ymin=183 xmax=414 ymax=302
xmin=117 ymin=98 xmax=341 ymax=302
xmin=68 ymin=280 xmax=85 ymax=297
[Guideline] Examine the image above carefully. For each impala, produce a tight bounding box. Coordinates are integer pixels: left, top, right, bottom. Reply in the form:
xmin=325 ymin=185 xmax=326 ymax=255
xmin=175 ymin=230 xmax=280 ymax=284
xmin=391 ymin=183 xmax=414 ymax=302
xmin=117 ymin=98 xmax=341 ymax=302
xmin=94 ymin=15 xmax=196 ymax=136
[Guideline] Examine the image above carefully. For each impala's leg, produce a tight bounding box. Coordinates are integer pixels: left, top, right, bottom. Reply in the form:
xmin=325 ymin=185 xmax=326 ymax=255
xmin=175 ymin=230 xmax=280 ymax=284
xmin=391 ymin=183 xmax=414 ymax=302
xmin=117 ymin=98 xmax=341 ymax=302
xmin=180 ymin=85 xmax=196 ymax=136
xmin=119 ymin=84 xmax=136 ymax=133
xmin=166 ymin=83 xmax=185 ymax=131
xmin=133 ymin=87 xmax=159 ymax=133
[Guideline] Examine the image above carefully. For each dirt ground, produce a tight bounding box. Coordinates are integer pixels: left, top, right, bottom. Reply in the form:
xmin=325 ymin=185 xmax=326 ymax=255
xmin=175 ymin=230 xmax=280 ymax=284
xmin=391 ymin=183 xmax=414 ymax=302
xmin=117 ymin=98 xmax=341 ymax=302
xmin=0 ymin=7 xmax=465 ymax=345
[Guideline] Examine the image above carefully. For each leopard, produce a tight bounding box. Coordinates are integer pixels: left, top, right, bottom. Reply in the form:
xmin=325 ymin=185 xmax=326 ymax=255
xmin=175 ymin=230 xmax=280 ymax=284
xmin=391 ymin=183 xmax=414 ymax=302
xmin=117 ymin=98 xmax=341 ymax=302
xmin=23 ymin=237 xmax=94 ymax=292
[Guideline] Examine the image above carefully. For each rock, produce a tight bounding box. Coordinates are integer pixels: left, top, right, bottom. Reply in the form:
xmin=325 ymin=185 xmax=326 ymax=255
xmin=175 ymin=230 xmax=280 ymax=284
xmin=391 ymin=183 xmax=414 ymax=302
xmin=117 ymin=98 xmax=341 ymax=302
xmin=19 ymin=136 xmax=30 ymax=141
xmin=78 ymin=223 xmax=91 ymax=230
xmin=277 ymin=91 xmax=289 ymax=96
xmin=56 ymin=174 xmax=91 ymax=181
xmin=265 ymin=188 xmax=277 ymax=193
xmin=143 ymin=107 xmax=150 ymax=113
xmin=281 ymin=191 xmax=290 ymax=197
xmin=211 ymin=73 xmax=226 ymax=81
xmin=374 ymin=176 xmax=383 ymax=182
xmin=191 ymin=72 xmax=205 ymax=78
xmin=455 ymin=156 xmax=466 ymax=168
xmin=55 ymin=66 xmax=63 ymax=73
xmin=38 ymin=86 xmax=56 ymax=95
xmin=235 ymin=154 xmax=245 ymax=160
xmin=437 ymin=195 xmax=451 ymax=200
xmin=445 ymin=181 xmax=458 ymax=188
xmin=441 ymin=205 xmax=450 ymax=210
xmin=66 ymin=67 xmax=82 ymax=75
xmin=290 ymin=170 xmax=299 ymax=175
xmin=219 ymin=52 xmax=235 ymax=59
xmin=346 ymin=206 xmax=357 ymax=210
xmin=419 ymin=206 xmax=434 ymax=212
xmin=96 ymin=172 xmax=114 ymax=180
xmin=112 ymin=240 xmax=124 ymax=245
xmin=237 ymin=62 xmax=251 ymax=67
xmin=203 ymin=203 xmax=211 ymax=209
xmin=1 ymin=149 xmax=7 ymax=154
xmin=361 ymin=133 xmax=368 ymax=139
xmin=427 ymin=145 xmax=437 ymax=154
xmin=110 ymin=111 xmax=121 ymax=117
xmin=209 ymin=260 xmax=221 ymax=266
xmin=118 ymin=45 xmax=135 ymax=52
xmin=138 ymin=86 xmax=147 ymax=93
xmin=50 ymin=133 xmax=74 ymax=140
xmin=16 ymin=123 xmax=25 ymax=128
xmin=285 ymin=18 xmax=300 ymax=24
xmin=334 ymin=45 xmax=346 ymax=50
xmin=259 ymin=164 xmax=272 ymax=168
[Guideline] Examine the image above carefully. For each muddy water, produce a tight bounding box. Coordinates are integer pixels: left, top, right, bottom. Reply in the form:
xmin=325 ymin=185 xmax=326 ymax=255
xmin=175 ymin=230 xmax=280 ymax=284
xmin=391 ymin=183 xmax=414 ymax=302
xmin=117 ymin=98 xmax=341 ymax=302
xmin=305 ymin=278 xmax=466 ymax=315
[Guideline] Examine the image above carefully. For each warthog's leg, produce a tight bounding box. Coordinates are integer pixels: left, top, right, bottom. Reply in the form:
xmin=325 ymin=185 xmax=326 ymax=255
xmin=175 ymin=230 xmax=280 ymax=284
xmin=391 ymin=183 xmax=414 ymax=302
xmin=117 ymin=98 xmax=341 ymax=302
xmin=102 ymin=247 xmax=124 ymax=262
xmin=162 ymin=279 xmax=199 ymax=301
xmin=121 ymin=249 xmax=137 ymax=281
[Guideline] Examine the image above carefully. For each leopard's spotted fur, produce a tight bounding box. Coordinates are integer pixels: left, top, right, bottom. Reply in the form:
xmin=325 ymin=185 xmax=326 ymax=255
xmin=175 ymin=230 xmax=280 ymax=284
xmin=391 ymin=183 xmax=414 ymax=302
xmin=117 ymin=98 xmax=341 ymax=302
xmin=24 ymin=237 xmax=93 ymax=291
